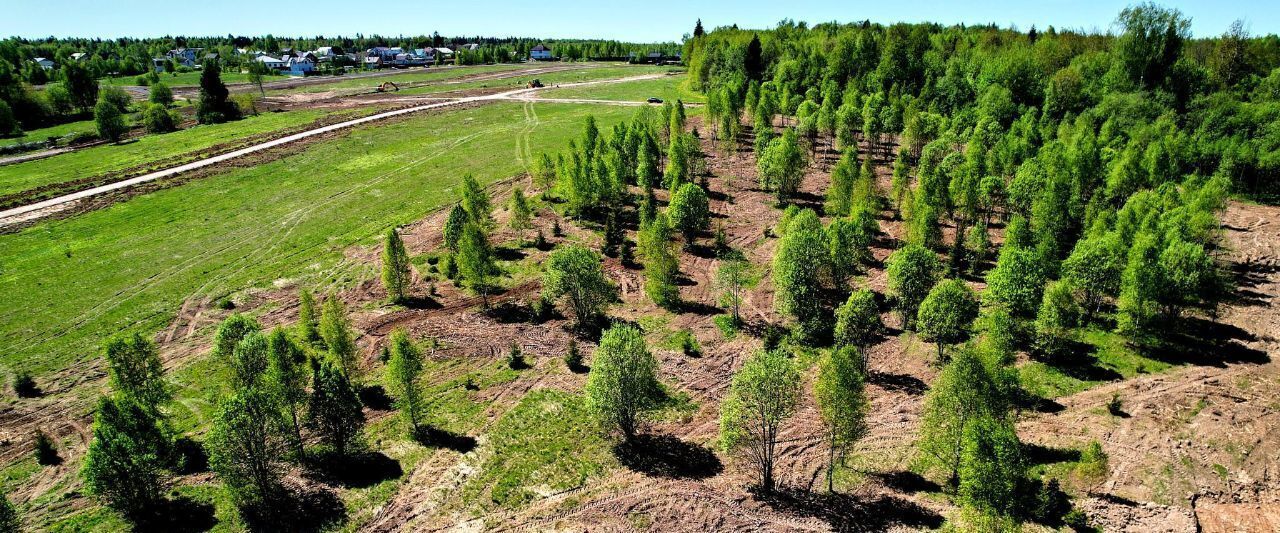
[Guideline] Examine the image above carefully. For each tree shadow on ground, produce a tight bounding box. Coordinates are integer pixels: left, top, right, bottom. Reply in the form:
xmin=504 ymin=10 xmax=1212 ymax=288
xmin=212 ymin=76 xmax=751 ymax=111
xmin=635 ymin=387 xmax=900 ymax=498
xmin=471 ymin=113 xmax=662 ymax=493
xmin=1022 ymin=442 xmax=1081 ymax=466
xmin=401 ymin=295 xmax=442 ymax=310
xmin=755 ymin=485 xmax=945 ymax=531
xmin=133 ymin=495 xmax=217 ymax=533
xmin=1141 ymin=315 xmax=1268 ymax=367
xmin=485 ymin=300 xmax=544 ymax=324
xmin=414 ymin=426 xmax=478 ymax=453
xmin=869 ymin=371 xmax=927 ymax=396
xmin=1033 ymin=342 xmax=1123 ymax=383
xmin=865 ymin=470 xmax=941 ymax=494
xmin=305 ymin=451 xmax=402 ymax=489
xmin=678 ymin=300 xmax=722 ymax=316
xmin=171 ymin=436 xmax=209 ymax=474
xmin=1015 ymin=391 xmax=1065 ymax=414
xmin=358 ymin=385 xmax=393 ymax=411
xmin=240 ymin=485 xmax=345 ymax=533
xmin=612 ymin=434 xmax=722 ymax=479
xmin=494 ymin=246 xmax=526 ymax=261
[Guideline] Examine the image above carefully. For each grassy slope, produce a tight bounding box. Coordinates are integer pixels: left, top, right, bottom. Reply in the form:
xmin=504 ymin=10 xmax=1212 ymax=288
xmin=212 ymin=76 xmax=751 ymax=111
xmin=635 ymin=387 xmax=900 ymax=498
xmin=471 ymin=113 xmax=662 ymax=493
xmin=538 ymin=73 xmax=704 ymax=103
xmin=398 ymin=65 xmax=678 ymax=96
xmin=0 ymin=110 xmax=330 ymax=197
xmin=271 ymin=64 xmax=531 ymax=94
xmin=0 ymin=120 xmax=97 ymax=148
xmin=0 ymin=102 xmax=633 ymax=378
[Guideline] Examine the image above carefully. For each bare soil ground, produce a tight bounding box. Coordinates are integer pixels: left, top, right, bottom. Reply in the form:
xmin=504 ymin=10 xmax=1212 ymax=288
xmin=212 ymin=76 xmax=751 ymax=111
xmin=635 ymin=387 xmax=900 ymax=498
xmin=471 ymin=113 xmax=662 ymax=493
xmin=5 ymin=114 xmax=1278 ymax=531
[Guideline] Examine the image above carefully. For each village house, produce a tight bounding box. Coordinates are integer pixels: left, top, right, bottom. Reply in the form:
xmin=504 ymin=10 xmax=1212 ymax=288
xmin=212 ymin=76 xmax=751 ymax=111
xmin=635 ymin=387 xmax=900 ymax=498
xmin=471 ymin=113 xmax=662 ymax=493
xmin=166 ymin=47 xmax=203 ymax=67
xmin=32 ymin=57 xmax=54 ymax=70
xmin=286 ymin=55 xmax=315 ymax=74
xmin=69 ymin=52 xmax=88 ymax=62
xmin=255 ymin=55 xmax=286 ymax=70
xmin=530 ymin=44 xmax=552 ymax=60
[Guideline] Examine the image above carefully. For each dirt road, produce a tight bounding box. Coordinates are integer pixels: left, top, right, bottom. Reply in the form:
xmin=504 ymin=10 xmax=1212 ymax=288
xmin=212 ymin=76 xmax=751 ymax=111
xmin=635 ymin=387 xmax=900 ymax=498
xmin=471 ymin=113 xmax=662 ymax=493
xmin=0 ymin=74 xmax=671 ymax=228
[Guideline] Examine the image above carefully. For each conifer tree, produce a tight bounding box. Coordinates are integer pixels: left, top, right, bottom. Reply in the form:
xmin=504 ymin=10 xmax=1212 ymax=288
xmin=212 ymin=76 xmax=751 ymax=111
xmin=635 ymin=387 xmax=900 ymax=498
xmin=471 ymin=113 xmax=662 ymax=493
xmin=319 ymin=295 xmax=358 ymax=376
xmin=385 ymin=329 xmax=425 ymax=437
xmin=307 ymin=360 xmax=365 ymax=457
xmin=381 ymin=228 xmax=411 ymax=304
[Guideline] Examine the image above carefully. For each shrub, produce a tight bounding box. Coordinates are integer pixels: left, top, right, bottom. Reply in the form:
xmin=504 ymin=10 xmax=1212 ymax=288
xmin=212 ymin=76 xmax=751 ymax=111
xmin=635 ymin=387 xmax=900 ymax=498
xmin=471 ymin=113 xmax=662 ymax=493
xmin=563 ymin=340 xmax=583 ymax=371
xmin=12 ymin=372 xmax=38 ymax=398
xmin=34 ymin=429 xmax=59 ymax=465
xmin=142 ymin=103 xmax=177 ymax=134
xmin=148 ymin=82 xmax=173 ymax=107
xmin=507 ymin=343 xmax=526 ymax=370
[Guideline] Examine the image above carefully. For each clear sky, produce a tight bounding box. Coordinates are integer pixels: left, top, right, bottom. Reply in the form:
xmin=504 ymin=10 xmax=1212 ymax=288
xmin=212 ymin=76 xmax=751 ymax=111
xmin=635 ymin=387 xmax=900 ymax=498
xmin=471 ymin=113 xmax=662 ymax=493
xmin=4 ymin=0 xmax=1276 ymax=42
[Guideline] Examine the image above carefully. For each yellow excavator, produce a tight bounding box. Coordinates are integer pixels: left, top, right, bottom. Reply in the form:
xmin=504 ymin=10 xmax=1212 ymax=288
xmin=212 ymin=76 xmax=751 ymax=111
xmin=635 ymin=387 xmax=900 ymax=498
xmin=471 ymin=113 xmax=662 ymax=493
xmin=527 ymin=79 xmax=544 ymax=88
xmin=376 ymin=81 xmax=400 ymax=93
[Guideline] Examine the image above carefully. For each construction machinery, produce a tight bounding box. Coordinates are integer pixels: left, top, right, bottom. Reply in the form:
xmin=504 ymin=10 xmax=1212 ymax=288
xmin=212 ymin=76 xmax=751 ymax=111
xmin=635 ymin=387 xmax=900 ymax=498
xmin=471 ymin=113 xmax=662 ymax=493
xmin=376 ymin=81 xmax=400 ymax=92
xmin=527 ymin=79 xmax=544 ymax=88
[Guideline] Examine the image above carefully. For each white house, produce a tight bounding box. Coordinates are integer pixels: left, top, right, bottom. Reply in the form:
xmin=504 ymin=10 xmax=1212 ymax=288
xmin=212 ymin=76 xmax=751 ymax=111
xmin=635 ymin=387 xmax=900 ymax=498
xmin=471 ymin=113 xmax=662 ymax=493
xmin=255 ymin=55 xmax=286 ymax=70
xmin=530 ymin=44 xmax=552 ymax=60
xmin=434 ymin=46 xmax=454 ymax=58
xmin=461 ymin=43 xmax=480 ymax=51
xmin=70 ymin=52 xmax=88 ymax=62
xmin=32 ymin=57 xmax=55 ymax=70
xmin=286 ymin=56 xmax=314 ymax=74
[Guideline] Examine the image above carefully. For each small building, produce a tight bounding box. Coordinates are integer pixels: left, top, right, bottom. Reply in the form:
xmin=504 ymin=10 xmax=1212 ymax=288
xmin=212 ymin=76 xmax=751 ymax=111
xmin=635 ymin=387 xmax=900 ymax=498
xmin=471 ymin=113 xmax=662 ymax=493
xmin=363 ymin=55 xmax=383 ymax=69
xmin=32 ymin=57 xmax=55 ymax=70
xmin=530 ymin=44 xmax=552 ymax=60
xmin=286 ymin=56 xmax=314 ymax=74
xmin=255 ymin=55 xmax=286 ymax=70
xmin=166 ymin=48 xmax=203 ymax=67
xmin=461 ymin=43 xmax=480 ymax=51
xmin=434 ymin=46 xmax=454 ymax=58
xmin=70 ymin=52 xmax=88 ymax=62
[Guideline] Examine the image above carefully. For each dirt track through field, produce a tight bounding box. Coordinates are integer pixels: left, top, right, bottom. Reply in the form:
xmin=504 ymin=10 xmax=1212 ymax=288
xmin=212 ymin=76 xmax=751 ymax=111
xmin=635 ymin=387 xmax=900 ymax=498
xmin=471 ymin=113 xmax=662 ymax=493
xmin=0 ymin=74 xmax=673 ymax=228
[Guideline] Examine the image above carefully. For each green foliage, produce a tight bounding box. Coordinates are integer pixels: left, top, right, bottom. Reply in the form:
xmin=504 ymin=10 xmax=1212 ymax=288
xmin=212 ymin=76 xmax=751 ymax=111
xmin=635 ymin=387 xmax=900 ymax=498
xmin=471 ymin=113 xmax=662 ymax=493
xmin=229 ymin=331 xmax=270 ymax=390
xmin=297 ymin=289 xmax=322 ymax=346
xmin=715 ymin=257 xmax=756 ymax=323
xmin=826 ymin=216 xmax=873 ymax=285
xmin=916 ymin=348 xmax=1013 ymax=488
xmin=1034 ymin=280 xmax=1081 ymax=359
xmin=543 ymin=245 xmax=616 ymax=327
xmin=102 ymin=333 xmax=170 ymax=413
xmin=381 ymin=228 xmax=411 ymax=304
xmin=985 ymin=247 xmax=1047 ymax=317
xmin=307 ymin=359 xmax=365 ymax=457
xmin=265 ymin=328 xmax=308 ymax=458
xmin=460 ymin=174 xmax=494 ymax=227
xmin=82 ymin=396 xmax=169 ymax=520
xmin=886 ymin=244 xmax=942 ymax=330
xmin=825 ymin=148 xmax=857 ymax=216
xmin=639 ymin=214 xmax=680 ymax=309
xmin=147 ymin=82 xmax=173 ymax=107
xmin=834 ymin=289 xmax=882 ymax=355
xmin=93 ymin=96 xmax=127 ymax=142
xmin=667 ymin=182 xmax=710 ymax=245
xmin=757 ymin=128 xmax=807 ymax=203
xmin=207 ymin=386 xmax=288 ymax=512
xmin=456 ymin=221 xmax=497 ymax=305
xmin=772 ymin=209 xmax=831 ymax=342
xmin=814 ymin=346 xmax=868 ymax=492
xmin=958 ymin=416 xmax=1024 ymax=517
xmin=141 ymin=103 xmax=177 ymax=134
xmin=0 ymin=489 xmax=17 ymax=533
xmin=1116 ymin=232 xmax=1162 ymax=338
xmin=916 ymin=279 xmax=980 ymax=361
xmin=385 ymin=329 xmax=426 ymax=436
xmin=319 ymin=295 xmax=358 ymax=376
xmin=508 ymin=187 xmax=533 ymax=236
xmin=584 ymin=325 xmax=662 ymax=440
xmin=442 ymin=205 xmax=469 ymax=252
xmin=196 ymin=60 xmax=239 ymax=124
xmin=720 ymin=350 xmax=800 ymax=493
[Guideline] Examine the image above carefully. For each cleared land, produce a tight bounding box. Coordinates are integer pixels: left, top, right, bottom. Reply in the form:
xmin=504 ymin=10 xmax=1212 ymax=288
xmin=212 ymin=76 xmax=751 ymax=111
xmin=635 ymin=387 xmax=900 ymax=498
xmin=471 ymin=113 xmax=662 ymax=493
xmin=398 ymin=65 xmax=678 ymax=95
xmin=537 ymin=73 xmax=704 ymax=103
xmin=102 ymin=70 xmax=256 ymax=87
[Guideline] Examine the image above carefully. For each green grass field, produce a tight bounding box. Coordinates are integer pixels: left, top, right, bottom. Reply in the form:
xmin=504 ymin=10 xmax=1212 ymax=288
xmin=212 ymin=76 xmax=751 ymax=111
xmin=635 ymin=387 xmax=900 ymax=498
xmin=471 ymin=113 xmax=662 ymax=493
xmin=102 ymin=70 xmax=258 ymax=87
xmin=0 ymin=102 xmax=633 ymax=379
xmin=0 ymin=109 xmax=331 ymax=198
xmin=538 ymin=73 xmax=703 ymax=103
xmin=398 ymin=65 xmax=678 ymax=96
xmin=1018 ymin=328 xmax=1174 ymax=399
xmin=270 ymin=63 xmax=532 ymax=94
xmin=0 ymin=119 xmax=97 ymax=148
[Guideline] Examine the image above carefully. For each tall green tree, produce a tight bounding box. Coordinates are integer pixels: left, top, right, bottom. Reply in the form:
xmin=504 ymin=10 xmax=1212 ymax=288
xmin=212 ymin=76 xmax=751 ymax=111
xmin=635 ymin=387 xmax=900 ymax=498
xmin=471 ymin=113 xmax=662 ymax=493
xmin=720 ymin=350 xmax=800 ymax=493
xmin=916 ymin=279 xmax=980 ymax=361
xmin=456 ymin=222 xmax=497 ymax=307
xmin=834 ymin=289 xmax=882 ymax=355
xmin=639 ymin=213 xmax=681 ymax=309
xmin=196 ymin=59 xmax=238 ymax=124
xmin=886 ymin=244 xmax=942 ymax=330
xmin=715 ymin=257 xmax=756 ymax=325
xmin=542 ymin=245 xmax=616 ymax=327
xmin=757 ymin=128 xmax=808 ymax=203
xmin=773 ymin=209 xmax=831 ymax=341
xmin=82 ymin=396 xmax=169 ymax=521
xmin=814 ymin=346 xmax=868 ymax=492
xmin=584 ymin=325 xmax=663 ymax=441
xmin=93 ymin=96 xmax=127 ymax=142
xmin=958 ymin=416 xmax=1024 ymax=518
xmin=460 ymin=174 xmax=493 ymax=227
xmin=1034 ymin=280 xmax=1081 ymax=359
xmin=207 ymin=387 xmax=288 ymax=513
xmin=985 ymin=247 xmax=1047 ymax=317
xmin=307 ymin=359 xmax=365 ymax=457
xmin=319 ymin=295 xmax=358 ymax=377
xmin=102 ymin=333 xmax=170 ymax=414
xmin=381 ymin=228 xmax=411 ymax=304
xmin=916 ymin=348 xmax=1011 ymax=488
xmin=508 ymin=187 xmax=534 ymax=240
xmin=668 ymin=182 xmax=710 ymax=247
xmin=297 ymin=288 xmax=322 ymax=346
xmin=265 ymin=328 xmax=308 ymax=459
xmin=385 ymin=329 xmax=426 ymax=437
